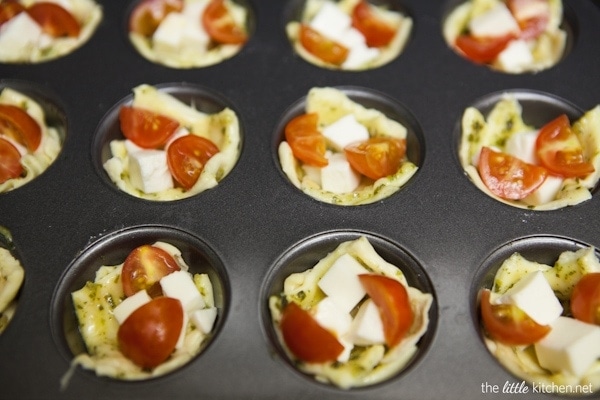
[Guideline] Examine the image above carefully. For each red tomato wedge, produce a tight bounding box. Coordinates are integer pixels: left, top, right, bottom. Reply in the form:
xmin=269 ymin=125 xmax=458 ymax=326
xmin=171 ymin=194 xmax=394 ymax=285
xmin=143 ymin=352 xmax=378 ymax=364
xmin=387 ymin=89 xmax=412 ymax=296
xmin=202 ymin=0 xmax=247 ymax=44
xmin=0 ymin=104 xmax=41 ymax=151
xmin=0 ymin=0 xmax=25 ymax=26
xmin=280 ymin=302 xmax=344 ymax=363
xmin=27 ymin=2 xmax=80 ymax=38
xmin=121 ymin=245 xmax=181 ymax=297
xmin=119 ymin=106 xmax=180 ymax=149
xmin=0 ymin=138 xmax=23 ymax=184
xmin=535 ymin=114 xmax=595 ymax=178
xmin=571 ymin=273 xmax=600 ymax=325
xmin=118 ymin=296 xmax=184 ymax=369
xmin=284 ymin=113 xmax=328 ymax=167
xmin=345 ymin=137 xmax=405 ymax=180
xmin=351 ymin=0 xmax=397 ymax=48
xmin=455 ymin=34 xmax=513 ymax=64
xmin=507 ymin=0 xmax=550 ymax=40
xmin=478 ymin=146 xmax=547 ymax=200
xmin=480 ymin=289 xmax=550 ymax=346
xmin=299 ymin=24 xmax=349 ymax=66
xmin=359 ymin=274 xmax=413 ymax=347
xmin=129 ymin=0 xmax=183 ymax=36
xmin=167 ymin=135 xmax=219 ymax=190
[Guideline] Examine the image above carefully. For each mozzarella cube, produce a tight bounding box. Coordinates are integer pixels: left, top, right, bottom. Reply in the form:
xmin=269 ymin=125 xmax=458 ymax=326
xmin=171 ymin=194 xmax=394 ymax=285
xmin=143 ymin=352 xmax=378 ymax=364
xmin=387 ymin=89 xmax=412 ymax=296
xmin=510 ymin=0 xmax=550 ymax=22
xmin=113 ymin=290 xmax=151 ymax=325
xmin=153 ymin=12 xmax=209 ymax=58
xmin=322 ymin=114 xmax=370 ymax=151
xmin=497 ymin=40 xmax=534 ymax=73
xmin=468 ymin=3 xmax=520 ymax=38
xmin=535 ymin=317 xmax=600 ymax=377
xmin=0 ymin=12 xmax=46 ymax=62
xmin=504 ymin=130 xmax=539 ymax=164
xmin=309 ymin=1 xmax=351 ymax=41
xmin=523 ymin=175 xmax=563 ymax=205
xmin=497 ymin=271 xmax=562 ymax=325
xmin=312 ymin=297 xmax=353 ymax=338
xmin=190 ymin=307 xmax=218 ymax=334
xmin=349 ymin=299 xmax=385 ymax=346
xmin=337 ymin=27 xmax=367 ymax=49
xmin=343 ymin=42 xmax=380 ymax=70
xmin=160 ymin=271 xmax=205 ymax=312
xmin=128 ymin=149 xmax=174 ymax=193
xmin=321 ymin=153 xmax=361 ymax=193
xmin=318 ymin=254 xmax=369 ymax=313
xmin=337 ymin=336 xmax=354 ymax=362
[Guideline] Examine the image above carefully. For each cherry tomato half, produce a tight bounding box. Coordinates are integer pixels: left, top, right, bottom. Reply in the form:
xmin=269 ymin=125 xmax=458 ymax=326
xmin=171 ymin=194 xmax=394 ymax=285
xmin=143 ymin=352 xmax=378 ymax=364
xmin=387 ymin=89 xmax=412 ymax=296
xmin=535 ymin=114 xmax=595 ymax=178
xmin=119 ymin=106 xmax=180 ymax=149
xmin=0 ymin=0 xmax=25 ymax=26
xmin=0 ymin=104 xmax=41 ymax=151
xmin=284 ymin=113 xmax=328 ymax=167
xmin=121 ymin=245 xmax=181 ymax=297
xmin=118 ymin=296 xmax=184 ymax=369
xmin=167 ymin=134 xmax=219 ymax=190
xmin=344 ymin=137 xmax=405 ymax=180
xmin=351 ymin=0 xmax=397 ymax=48
xmin=455 ymin=34 xmax=513 ymax=64
xmin=0 ymin=138 xmax=23 ymax=184
xmin=299 ymin=24 xmax=349 ymax=66
xmin=571 ymin=273 xmax=600 ymax=325
xmin=480 ymin=289 xmax=550 ymax=346
xmin=27 ymin=2 xmax=80 ymax=38
xmin=359 ymin=274 xmax=413 ymax=347
xmin=129 ymin=0 xmax=183 ymax=36
xmin=280 ymin=301 xmax=344 ymax=363
xmin=478 ymin=146 xmax=548 ymax=200
xmin=202 ymin=0 xmax=247 ymax=45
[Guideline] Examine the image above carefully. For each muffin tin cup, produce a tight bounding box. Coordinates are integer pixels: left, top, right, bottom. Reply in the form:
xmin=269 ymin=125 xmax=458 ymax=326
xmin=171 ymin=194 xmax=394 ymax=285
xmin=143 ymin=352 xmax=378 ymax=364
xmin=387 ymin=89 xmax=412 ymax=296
xmin=1 ymin=0 xmax=600 ymax=398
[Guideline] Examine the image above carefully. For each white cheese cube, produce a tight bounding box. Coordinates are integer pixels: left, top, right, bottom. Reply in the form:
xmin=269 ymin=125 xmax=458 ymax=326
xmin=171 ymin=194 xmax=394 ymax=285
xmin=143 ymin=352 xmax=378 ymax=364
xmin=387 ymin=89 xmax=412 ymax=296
xmin=535 ymin=317 xmax=600 ymax=377
xmin=497 ymin=40 xmax=534 ymax=73
xmin=322 ymin=114 xmax=370 ymax=151
xmin=318 ymin=254 xmax=369 ymax=313
xmin=349 ymin=299 xmax=385 ymax=346
xmin=510 ymin=0 xmax=550 ymax=22
xmin=497 ymin=271 xmax=562 ymax=325
xmin=336 ymin=336 xmax=354 ymax=363
xmin=468 ymin=3 xmax=520 ymax=38
xmin=337 ymin=27 xmax=367 ymax=49
xmin=190 ymin=307 xmax=217 ymax=334
xmin=523 ymin=175 xmax=563 ymax=205
xmin=343 ymin=42 xmax=380 ymax=70
xmin=309 ymin=1 xmax=351 ymax=41
xmin=320 ymin=153 xmax=361 ymax=194
xmin=160 ymin=270 xmax=205 ymax=312
xmin=128 ymin=149 xmax=174 ymax=194
xmin=504 ymin=130 xmax=539 ymax=164
xmin=124 ymin=139 xmax=144 ymax=154
xmin=0 ymin=12 xmax=45 ymax=62
xmin=113 ymin=290 xmax=151 ymax=325
xmin=153 ymin=12 xmax=209 ymax=58
xmin=312 ymin=297 xmax=352 ymax=338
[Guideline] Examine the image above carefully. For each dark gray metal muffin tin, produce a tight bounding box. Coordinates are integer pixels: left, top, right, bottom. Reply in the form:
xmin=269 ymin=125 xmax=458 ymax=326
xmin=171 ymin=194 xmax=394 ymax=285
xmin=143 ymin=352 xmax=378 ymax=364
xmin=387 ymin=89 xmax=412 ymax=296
xmin=1 ymin=0 xmax=599 ymax=399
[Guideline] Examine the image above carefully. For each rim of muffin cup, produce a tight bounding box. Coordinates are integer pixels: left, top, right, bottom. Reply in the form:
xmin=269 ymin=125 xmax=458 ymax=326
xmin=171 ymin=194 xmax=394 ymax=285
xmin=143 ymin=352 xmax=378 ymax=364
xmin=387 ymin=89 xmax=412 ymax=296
xmin=259 ymin=229 xmax=438 ymax=390
xmin=440 ymin=0 xmax=578 ymax=74
xmin=0 ymin=79 xmax=68 ymax=194
xmin=470 ymin=235 xmax=600 ymax=391
xmin=123 ymin=0 xmax=256 ymax=69
xmin=91 ymin=81 xmax=244 ymax=202
xmin=282 ymin=0 xmax=415 ymax=71
xmin=50 ymin=224 xmax=230 ymax=381
xmin=451 ymin=88 xmax=598 ymax=210
xmin=272 ymin=85 xmax=425 ymax=205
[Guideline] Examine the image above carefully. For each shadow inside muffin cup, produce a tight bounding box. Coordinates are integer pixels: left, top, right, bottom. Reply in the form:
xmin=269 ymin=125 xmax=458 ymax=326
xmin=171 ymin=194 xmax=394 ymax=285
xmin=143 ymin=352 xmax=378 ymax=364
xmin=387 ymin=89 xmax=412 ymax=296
xmin=260 ymin=230 xmax=438 ymax=389
xmin=440 ymin=0 xmax=577 ymax=73
xmin=273 ymin=86 xmax=424 ymax=203
xmin=50 ymin=225 xmax=229 ymax=379
xmin=92 ymin=82 xmax=243 ymax=200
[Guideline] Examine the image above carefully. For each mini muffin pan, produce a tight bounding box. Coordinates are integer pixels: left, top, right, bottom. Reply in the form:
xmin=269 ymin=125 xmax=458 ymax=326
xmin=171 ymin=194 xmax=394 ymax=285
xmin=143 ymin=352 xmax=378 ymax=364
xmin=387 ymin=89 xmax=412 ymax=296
xmin=1 ymin=0 xmax=599 ymax=399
